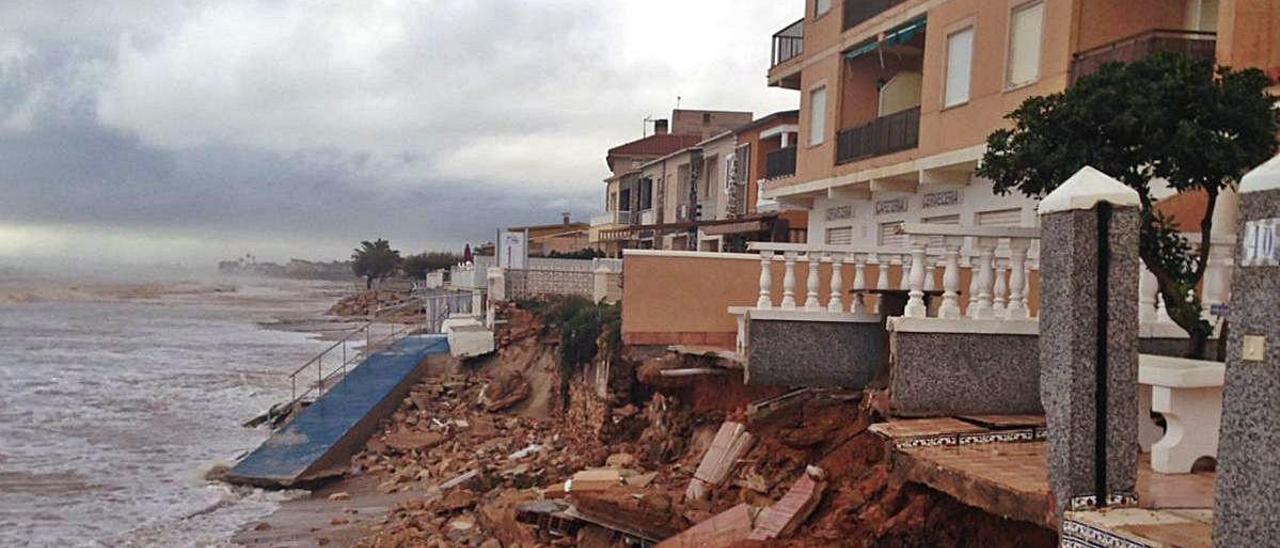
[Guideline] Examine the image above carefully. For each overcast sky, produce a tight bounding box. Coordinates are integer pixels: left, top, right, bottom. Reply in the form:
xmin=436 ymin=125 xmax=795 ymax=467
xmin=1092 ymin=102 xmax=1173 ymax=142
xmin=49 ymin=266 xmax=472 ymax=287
xmin=0 ymin=1 xmax=800 ymax=268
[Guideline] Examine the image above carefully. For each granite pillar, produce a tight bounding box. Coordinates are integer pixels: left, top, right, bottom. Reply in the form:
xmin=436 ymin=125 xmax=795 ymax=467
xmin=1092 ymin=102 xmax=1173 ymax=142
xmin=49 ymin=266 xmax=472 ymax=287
xmin=1215 ymin=155 xmax=1280 ymax=545
xmin=1037 ymin=167 xmax=1141 ymax=520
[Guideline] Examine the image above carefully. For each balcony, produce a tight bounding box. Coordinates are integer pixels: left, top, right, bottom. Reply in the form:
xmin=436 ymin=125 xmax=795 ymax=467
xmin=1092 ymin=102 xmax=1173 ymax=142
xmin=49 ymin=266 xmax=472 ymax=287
xmin=1070 ymin=29 xmax=1217 ymax=85
xmin=590 ymin=210 xmax=637 ymax=227
xmin=835 ymin=107 xmax=920 ymax=165
xmin=844 ymin=0 xmax=907 ymax=32
xmin=765 ymin=147 xmax=797 ymax=179
xmin=771 ymin=18 xmax=804 ymax=67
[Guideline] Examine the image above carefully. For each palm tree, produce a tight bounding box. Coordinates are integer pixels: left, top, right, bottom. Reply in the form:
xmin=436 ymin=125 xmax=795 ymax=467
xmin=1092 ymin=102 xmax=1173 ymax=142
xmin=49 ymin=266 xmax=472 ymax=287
xmin=351 ymin=239 xmax=402 ymax=289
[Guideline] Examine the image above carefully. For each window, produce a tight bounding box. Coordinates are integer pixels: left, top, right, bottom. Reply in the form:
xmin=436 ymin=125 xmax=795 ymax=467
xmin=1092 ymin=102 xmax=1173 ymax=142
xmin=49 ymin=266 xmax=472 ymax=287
xmin=825 ymin=226 xmax=853 ymax=245
xmin=922 ymin=214 xmax=960 ymax=248
xmin=815 ymin=0 xmax=832 ymax=17
xmin=944 ymin=27 xmax=974 ymax=107
xmin=1006 ymin=2 xmax=1045 ymax=88
xmin=878 ymin=221 xmax=906 ymax=249
xmin=976 ymin=208 xmax=1023 ymax=227
xmin=809 ymin=86 xmax=828 ymax=145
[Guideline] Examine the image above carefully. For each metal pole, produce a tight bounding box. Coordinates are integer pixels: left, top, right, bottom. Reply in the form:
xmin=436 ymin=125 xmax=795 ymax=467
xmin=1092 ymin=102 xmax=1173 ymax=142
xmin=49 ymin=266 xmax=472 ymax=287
xmin=317 ymin=353 xmax=323 ymax=394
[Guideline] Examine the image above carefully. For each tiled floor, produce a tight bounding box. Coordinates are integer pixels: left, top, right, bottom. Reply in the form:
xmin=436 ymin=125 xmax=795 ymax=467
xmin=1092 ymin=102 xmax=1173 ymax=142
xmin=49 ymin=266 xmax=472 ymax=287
xmin=868 ymin=417 xmax=990 ymax=438
xmin=877 ymin=416 xmax=1217 ymax=545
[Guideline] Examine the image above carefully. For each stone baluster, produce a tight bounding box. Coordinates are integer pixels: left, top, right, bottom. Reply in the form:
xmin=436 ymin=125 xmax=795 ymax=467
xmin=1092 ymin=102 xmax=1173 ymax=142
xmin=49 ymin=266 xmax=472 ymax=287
xmin=1007 ymin=239 xmax=1031 ymax=319
xmin=851 ymin=254 xmax=868 ymax=314
xmin=898 ymin=254 xmax=911 ymax=290
xmin=1138 ymin=265 xmax=1158 ymax=323
xmin=924 ymin=258 xmax=938 ymax=293
xmin=757 ymin=251 xmax=774 ymax=309
xmin=972 ymin=238 xmax=997 ymax=319
xmin=781 ymin=252 xmax=797 ymax=310
xmin=805 ymin=253 xmax=822 ymax=311
xmin=939 ymin=237 xmax=963 ymax=319
xmin=875 ymin=253 xmax=891 ymax=291
xmin=828 ymin=253 xmax=845 ymax=313
xmin=993 ymin=257 xmax=1009 ymax=317
xmin=905 ymin=236 xmax=928 ymax=318
xmin=1155 ymin=292 xmax=1173 ymax=323
xmin=966 ymin=255 xmax=981 ymax=317
xmin=874 ymin=253 xmax=890 ymax=314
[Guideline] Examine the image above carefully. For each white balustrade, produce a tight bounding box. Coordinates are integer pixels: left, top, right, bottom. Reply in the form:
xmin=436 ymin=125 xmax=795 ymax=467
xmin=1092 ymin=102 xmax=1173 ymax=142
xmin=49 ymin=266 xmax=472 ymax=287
xmin=748 ymin=224 xmax=1041 ymax=324
xmin=1139 ymin=265 xmax=1158 ymax=323
xmin=895 ymin=224 xmax=1042 ymax=323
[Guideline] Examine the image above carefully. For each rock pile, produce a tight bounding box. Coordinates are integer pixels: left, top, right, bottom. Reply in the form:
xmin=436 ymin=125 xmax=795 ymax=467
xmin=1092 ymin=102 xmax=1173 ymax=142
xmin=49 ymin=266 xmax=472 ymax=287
xmin=328 ymin=290 xmax=418 ymax=319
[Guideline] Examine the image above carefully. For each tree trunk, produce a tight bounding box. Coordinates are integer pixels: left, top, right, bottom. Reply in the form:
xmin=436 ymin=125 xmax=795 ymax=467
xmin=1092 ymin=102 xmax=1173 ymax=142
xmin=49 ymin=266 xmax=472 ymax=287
xmin=366 ymin=276 xmax=373 ymax=290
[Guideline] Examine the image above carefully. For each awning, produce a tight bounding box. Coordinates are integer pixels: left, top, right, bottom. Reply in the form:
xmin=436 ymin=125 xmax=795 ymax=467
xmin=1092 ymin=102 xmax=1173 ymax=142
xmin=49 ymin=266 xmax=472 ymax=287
xmin=844 ymin=18 xmax=927 ymax=62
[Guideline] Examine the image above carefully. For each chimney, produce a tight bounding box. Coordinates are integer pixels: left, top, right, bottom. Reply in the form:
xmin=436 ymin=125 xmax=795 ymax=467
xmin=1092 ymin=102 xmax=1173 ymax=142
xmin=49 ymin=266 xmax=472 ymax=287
xmin=654 ymin=119 xmax=669 ymax=135
xmin=562 ymin=212 xmax=572 ymax=225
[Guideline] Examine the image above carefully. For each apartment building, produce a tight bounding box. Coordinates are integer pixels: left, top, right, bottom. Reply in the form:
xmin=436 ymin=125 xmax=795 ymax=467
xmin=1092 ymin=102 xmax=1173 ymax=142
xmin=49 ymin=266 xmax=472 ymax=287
xmin=590 ymin=109 xmax=811 ymax=254
xmin=763 ymin=0 xmax=1277 ymax=248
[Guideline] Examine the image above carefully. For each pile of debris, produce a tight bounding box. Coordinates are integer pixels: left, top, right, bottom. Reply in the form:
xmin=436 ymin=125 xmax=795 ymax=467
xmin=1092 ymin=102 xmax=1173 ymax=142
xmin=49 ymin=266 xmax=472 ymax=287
xmin=328 ymin=290 xmax=419 ymax=320
xmin=346 ymin=300 xmax=1056 ymax=547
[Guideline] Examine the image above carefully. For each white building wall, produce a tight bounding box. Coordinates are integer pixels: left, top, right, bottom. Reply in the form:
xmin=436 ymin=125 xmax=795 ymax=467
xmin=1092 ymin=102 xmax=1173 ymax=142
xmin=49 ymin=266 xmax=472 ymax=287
xmin=806 ymin=176 xmax=1039 ymax=251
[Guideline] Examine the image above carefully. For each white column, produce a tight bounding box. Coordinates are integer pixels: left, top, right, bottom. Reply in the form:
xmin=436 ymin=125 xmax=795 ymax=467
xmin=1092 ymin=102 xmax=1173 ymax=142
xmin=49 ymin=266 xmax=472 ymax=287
xmin=851 ymin=254 xmax=868 ymax=314
xmin=939 ymin=238 xmax=963 ymax=319
xmin=805 ymin=254 xmax=821 ymax=311
xmin=993 ymin=257 xmax=1009 ymax=317
xmin=1139 ymin=265 xmax=1158 ymax=323
xmin=757 ymin=251 xmax=774 ymax=309
xmin=828 ymin=253 xmax=845 ymax=313
xmin=781 ymin=252 xmax=797 ymax=309
xmin=972 ymin=237 xmax=997 ymax=319
xmin=905 ymin=236 xmax=928 ymax=318
xmin=1007 ymin=239 xmax=1030 ymax=319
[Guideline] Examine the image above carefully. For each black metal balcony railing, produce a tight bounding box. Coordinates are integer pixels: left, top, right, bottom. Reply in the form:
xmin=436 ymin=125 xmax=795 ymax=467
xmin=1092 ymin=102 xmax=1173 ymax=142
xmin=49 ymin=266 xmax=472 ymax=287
xmin=1070 ymin=29 xmax=1217 ymax=85
xmin=771 ymin=18 xmax=805 ymax=67
xmin=844 ymin=0 xmax=907 ymax=32
xmin=836 ymin=107 xmax=921 ymax=165
xmin=765 ymin=147 xmax=798 ymax=179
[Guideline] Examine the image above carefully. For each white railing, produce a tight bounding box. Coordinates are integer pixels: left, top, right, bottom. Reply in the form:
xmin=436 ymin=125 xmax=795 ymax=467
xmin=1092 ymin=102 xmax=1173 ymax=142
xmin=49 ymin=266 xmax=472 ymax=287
xmin=747 ymin=224 xmax=1043 ymax=321
xmin=895 ymin=224 xmax=1041 ymax=320
xmin=748 ymin=242 xmax=908 ymax=314
xmin=640 ymin=209 xmax=657 ymax=225
xmin=591 ymin=210 xmax=638 ymax=226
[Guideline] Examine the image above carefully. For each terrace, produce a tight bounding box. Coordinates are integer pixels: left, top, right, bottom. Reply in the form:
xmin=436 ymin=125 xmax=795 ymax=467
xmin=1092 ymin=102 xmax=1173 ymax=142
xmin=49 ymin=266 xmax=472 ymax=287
xmin=1070 ymin=29 xmax=1217 ymax=84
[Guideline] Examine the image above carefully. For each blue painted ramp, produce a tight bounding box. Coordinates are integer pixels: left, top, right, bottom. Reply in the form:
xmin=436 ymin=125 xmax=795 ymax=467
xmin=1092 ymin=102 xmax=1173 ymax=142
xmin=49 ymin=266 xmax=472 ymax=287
xmin=227 ymin=335 xmax=449 ymax=487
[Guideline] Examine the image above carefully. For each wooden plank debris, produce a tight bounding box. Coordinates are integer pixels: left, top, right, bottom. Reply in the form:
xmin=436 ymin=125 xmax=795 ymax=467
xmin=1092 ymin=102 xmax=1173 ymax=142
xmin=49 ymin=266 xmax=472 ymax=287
xmin=685 ymin=421 xmax=755 ymax=501
xmin=748 ymin=466 xmax=827 ymax=541
xmin=657 ymin=503 xmax=756 ymax=548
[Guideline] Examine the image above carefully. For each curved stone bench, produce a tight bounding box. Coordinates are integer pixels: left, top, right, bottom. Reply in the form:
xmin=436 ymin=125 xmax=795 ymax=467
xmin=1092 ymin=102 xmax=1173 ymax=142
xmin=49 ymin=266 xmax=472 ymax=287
xmin=1137 ymin=354 xmax=1225 ymax=474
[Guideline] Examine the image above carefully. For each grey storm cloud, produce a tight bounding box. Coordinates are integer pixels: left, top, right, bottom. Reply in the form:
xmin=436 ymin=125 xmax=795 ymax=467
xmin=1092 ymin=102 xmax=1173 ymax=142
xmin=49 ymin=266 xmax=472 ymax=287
xmin=0 ymin=0 xmax=798 ymax=264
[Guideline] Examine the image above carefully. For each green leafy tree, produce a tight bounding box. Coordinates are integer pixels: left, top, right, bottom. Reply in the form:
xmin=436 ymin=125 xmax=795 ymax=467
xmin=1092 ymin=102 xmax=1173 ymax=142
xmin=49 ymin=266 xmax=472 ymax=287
xmin=978 ymin=53 xmax=1277 ymax=358
xmin=402 ymin=251 xmax=463 ymax=279
xmin=351 ymin=239 xmax=402 ymax=289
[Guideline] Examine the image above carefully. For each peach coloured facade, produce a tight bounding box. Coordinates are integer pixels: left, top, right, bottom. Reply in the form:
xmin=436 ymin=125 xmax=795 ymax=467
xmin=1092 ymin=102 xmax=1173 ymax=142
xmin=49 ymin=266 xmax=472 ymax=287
xmin=621 ymin=249 xmax=1041 ymax=348
xmin=762 ymin=0 xmax=1266 ymax=249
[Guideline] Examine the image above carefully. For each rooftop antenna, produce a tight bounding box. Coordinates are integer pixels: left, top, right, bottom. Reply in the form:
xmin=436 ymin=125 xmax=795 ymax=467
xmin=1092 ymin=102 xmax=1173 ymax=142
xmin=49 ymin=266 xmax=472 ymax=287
xmin=642 ymin=115 xmax=655 ymax=137
xmin=676 ymin=95 xmax=682 ymax=110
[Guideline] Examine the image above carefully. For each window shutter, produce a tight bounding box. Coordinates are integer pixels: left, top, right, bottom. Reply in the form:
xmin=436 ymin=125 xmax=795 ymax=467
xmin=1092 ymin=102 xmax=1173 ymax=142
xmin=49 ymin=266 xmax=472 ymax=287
xmin=878 ymin=221 xmax=906 ymax=250
xmin=945 ymin=28 xmax=974 ymax=107
xmin=825 ymin=226 xmax=853 ymax=245
xmin=976 ymin=208 xmax=1024 ymax=227
xmin=1007 ymin=2 xmax=1045 ymax=86
xmin=809 ymin=87 xmax=828 ymax=145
